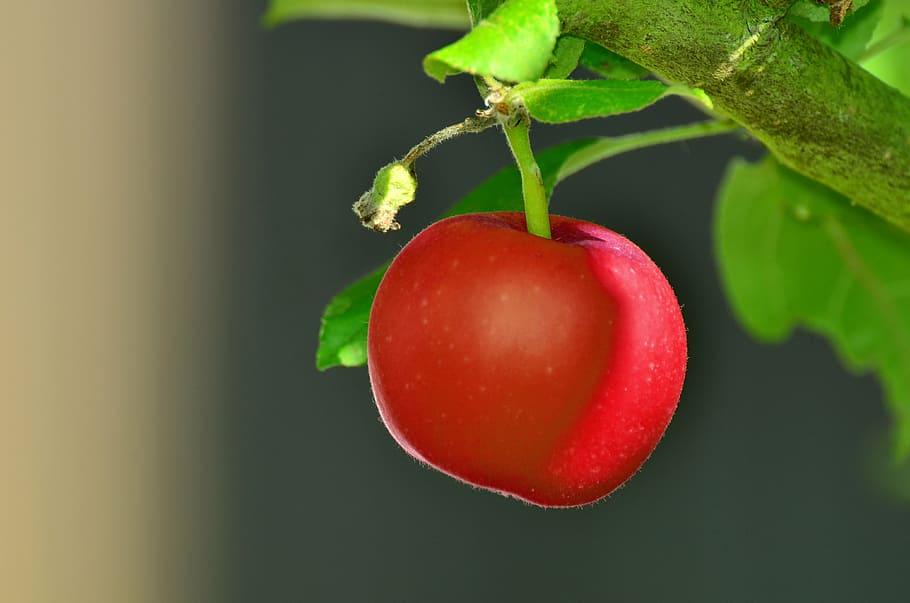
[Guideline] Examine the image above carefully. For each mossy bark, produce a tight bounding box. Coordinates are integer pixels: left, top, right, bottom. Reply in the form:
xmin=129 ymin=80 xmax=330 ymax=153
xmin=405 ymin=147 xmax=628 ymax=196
xmin=557 ymin=0 xmax=910 ymax=231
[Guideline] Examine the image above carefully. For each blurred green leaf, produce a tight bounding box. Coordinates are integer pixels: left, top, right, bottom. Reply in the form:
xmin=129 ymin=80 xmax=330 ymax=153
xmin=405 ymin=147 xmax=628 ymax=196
xmin=862 ymin=1 xmax=910 ymax=95
xmin=865 ymin=428 xmax=910 ymax=504
xmin=264 ymin=0 xmax=469 ymax=29
xmin=715 ymin=156 xmax=910 ymax=458
xmin=543 ymin=36 xmax=585 ymax=79
xmin=579 ymin=41 xmax=650 ymax=80
xmin=423 ymin=0 xmax=558 ymax=83
xmin=513 ymin=79 xmax=668 ymax=123
xmin=316 ymin=139 xmax=594 ymax=370
xmin=790 ymin=0 xmax=883 ymax=60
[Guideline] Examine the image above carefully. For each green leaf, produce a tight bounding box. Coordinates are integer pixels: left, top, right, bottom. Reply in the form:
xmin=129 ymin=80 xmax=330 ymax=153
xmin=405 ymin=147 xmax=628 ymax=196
xmin=543 ymin=36 xmax=585 ymax=79
xmin=789 ymin=0 xmax=870 ymax=22
xmin=264 ymin=0 xmax=470 ymax=29
xmin=423 ymin=0 xmax=558 ymax=83
xmin=512 ymin=79 xmax=669 ymax=123
xmin=316 ymin=266 xmax=386 ymax=370
xmin=715 ymin=155 xmax=910 ymax=458
xmin=316 ymin=264 xmax=388 ymax=371
xmin=447 ymin=138 xmax=595 ymax=213
xmin=316 ymin=139 xmax=595 ymax=370
xmin=790 ymin=0 xmax=883 ymax=60
xmin=579 ymin=41 xmax=650 ymax=80
xmin=467 ymin=0 xmax=505 ymax=25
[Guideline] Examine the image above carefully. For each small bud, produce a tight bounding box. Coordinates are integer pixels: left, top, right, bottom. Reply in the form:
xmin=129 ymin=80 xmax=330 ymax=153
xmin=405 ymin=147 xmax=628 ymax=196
xmin=353 ymin=162 xmax=418 ymax=233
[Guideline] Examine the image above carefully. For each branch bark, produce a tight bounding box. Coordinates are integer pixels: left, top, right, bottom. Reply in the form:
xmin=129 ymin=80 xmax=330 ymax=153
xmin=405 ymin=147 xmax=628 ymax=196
xmin=557 ymin=0 xmax=910 ymax=231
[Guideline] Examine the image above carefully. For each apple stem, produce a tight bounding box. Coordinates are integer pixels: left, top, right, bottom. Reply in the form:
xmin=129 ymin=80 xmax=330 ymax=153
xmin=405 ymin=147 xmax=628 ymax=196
xmin=502 ymin=115 xmax=551 ymax=239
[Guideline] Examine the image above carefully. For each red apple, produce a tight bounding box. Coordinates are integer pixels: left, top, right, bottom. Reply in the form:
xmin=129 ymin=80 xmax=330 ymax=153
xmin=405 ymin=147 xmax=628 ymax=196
xmin=367 ymin=212 xmax=687 ymax=507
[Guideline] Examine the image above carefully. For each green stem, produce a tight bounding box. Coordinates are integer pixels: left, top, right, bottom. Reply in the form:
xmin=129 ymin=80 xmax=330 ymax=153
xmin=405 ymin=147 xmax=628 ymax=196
xmin=502 ymin=117 xmax=551 ymax=239
xmin=556 ymin=119 xmax=740 ymax=183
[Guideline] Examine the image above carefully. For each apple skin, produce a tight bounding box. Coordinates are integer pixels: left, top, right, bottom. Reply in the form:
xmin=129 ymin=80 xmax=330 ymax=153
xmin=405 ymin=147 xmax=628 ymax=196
xmin=367 ymin=212 xmax=687 ymax=507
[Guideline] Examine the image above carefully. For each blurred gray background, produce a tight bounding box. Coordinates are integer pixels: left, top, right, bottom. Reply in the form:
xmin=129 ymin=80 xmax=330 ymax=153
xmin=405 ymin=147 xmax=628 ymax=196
xmin=225 ymin=5 xmax=910 ymax=602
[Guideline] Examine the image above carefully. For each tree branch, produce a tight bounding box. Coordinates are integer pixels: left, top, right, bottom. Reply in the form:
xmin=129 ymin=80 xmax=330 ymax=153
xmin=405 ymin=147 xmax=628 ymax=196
xmin=558 ymin=0 xmax=910 ymax=231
